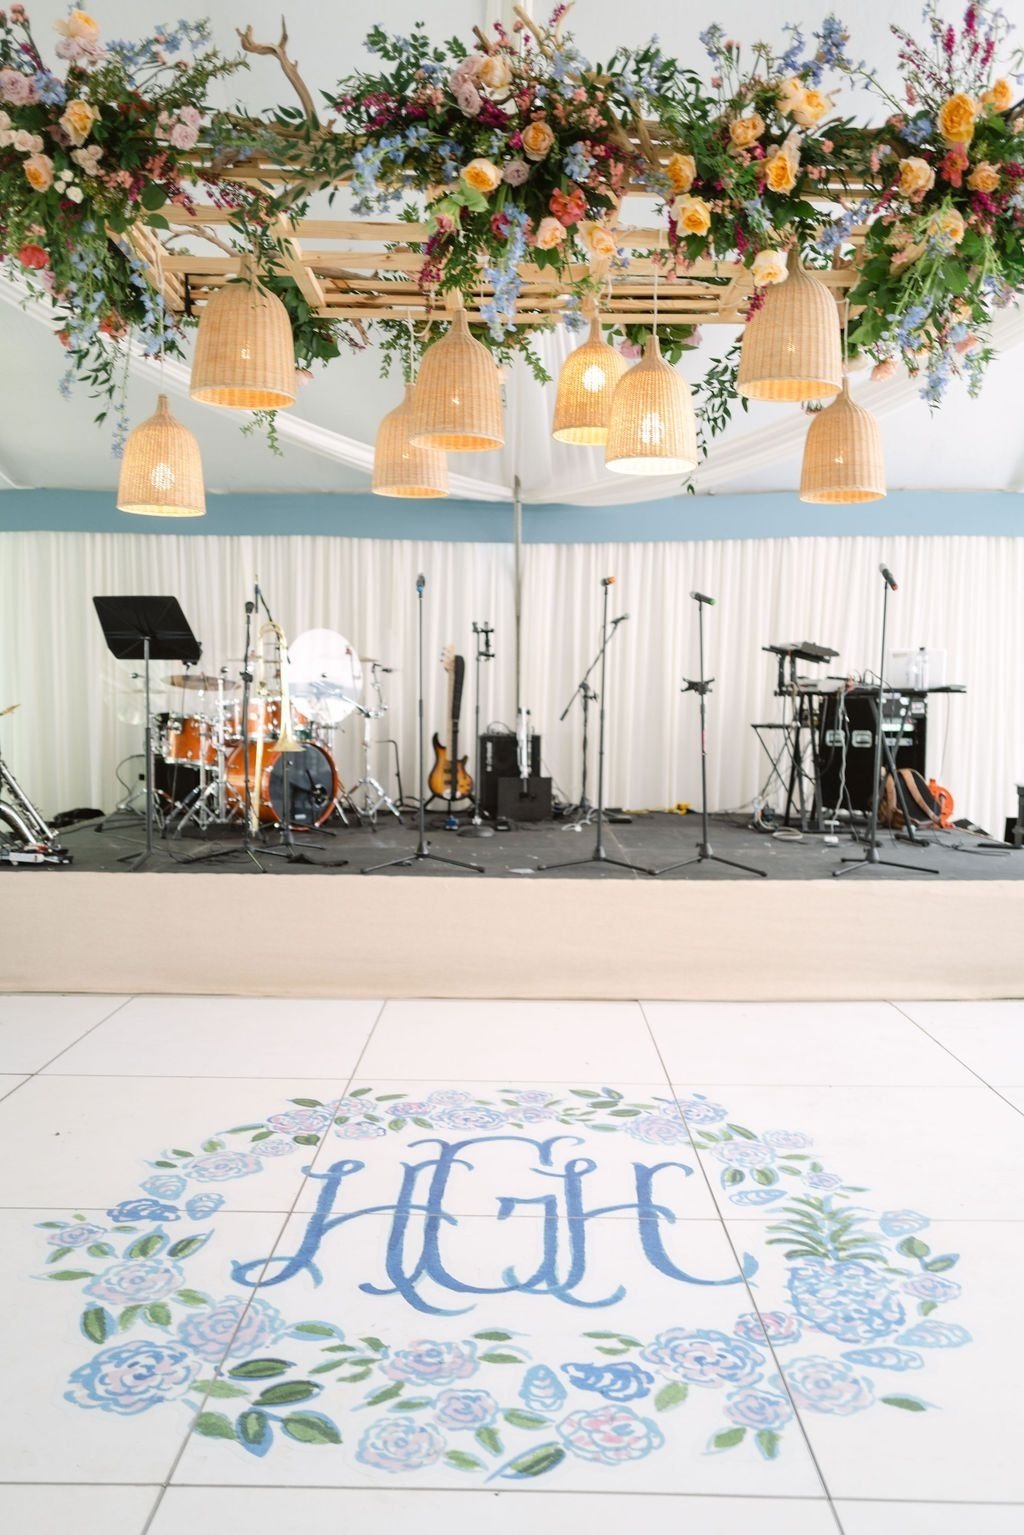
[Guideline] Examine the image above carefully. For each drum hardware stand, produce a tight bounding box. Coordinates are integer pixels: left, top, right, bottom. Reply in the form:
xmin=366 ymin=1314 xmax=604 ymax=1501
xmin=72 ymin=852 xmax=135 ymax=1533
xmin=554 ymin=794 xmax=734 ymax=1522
xmin=537 ymin=580 xmax=651 ymax=876
xmin=652 ymin=592 xmax=765 ymax=878
xmin=350 ymin=664 xmax=403 ymax=830
xmin=834 ymin=566 xmax=938 ymax=878
xmin=0 ymin=706 xmax=72 ymax=865
xmin=92 ymin=596 xmax=200 ymax=871
xmin=362 ymin=575 xmax=483 ymax=875
xmin=459 ymin=621 xmax=495 ymax=839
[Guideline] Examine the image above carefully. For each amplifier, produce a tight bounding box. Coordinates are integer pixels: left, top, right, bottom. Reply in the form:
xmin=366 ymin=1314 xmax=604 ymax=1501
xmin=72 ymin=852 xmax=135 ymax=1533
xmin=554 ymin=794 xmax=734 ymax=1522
xmin=817 ymin=692 xmax=927 ymax=815
xmin=497 ymin=775 xmax=553 ymax=823
xmin=479 ymin=731 xmax=541 ymax=818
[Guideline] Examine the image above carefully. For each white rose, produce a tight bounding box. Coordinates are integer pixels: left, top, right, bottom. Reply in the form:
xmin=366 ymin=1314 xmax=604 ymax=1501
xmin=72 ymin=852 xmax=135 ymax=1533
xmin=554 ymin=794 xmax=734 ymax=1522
xmin=65 ymin=184 xmax=84 ymax=203
xmin=751 ymin=248 xmax=789 ymax=285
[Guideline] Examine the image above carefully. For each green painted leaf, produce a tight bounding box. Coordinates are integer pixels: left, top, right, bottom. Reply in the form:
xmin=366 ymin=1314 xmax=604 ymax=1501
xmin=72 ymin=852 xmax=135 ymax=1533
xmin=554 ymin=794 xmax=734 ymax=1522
xmin=375 ymin=1093 xmax=407 ymax=1101
xmin=349 ymin=1087 xmax=371 ymax=1097
xmin=228 ymin=1358 xmax=294 ymax=1380
xmin=360 ymin=1336 xmax=386 ymax=1353
xmin=145 ymin=1302 xmax=171 ymax=1327
xmin=723 ymin=1168 xmax=745 ymax=1187
xmin=881 ymin=1396 xmax=928 ymax=1412
xmin=654 ymin=1381 xmax=688 ymax=1412
xmin=364 ymin=1381 xmax=403 ymax=1406
xmin=47 ymin=1247 xmax=72 ymax=1263
xmin=388 ymin=1118 xmax=407 ymax=1132
xmin=595 ymin=1346 xmax=630 ymax=1356
xmin=726 ymin=1123 xmax=757 ymax=1140
xmin=153 ymin=1160 xmax=177 ymax=1169
xmin=475 ymin=1425 xmax=503 ymax=1455
xmin=237 ymin=1409 xmax=271 ymax=1447
xmin=756 ymin=1429 xmax=781 ymax=1459
xmin=290 ymin=1097 xmax=324 ymax=1108
xmin=897 ymin=1237 xmax=931 ymax=1260
xmin=225 ymin=1124 xmax=264 ymax=1134
xmin=607 ymin=1108 xmax=641 ymax=1116
xmin=254 ymin=1381 xmax=319 ymax=1407
xmin=118 ymin=1304 xmax=143 ymax=1330
xmin=47 ymin=1269 xmax=93 ymax=1281
xmin=282 ymin=1411 xmax=341 ymax=1445
xmin=503 ymin=1409 xmax=548 ymax=1429
xmin=412 ymin=1117 xmax=434 ymax=1129
xmin=392 ymin=1397 xmax=433 ymax=1413
xmin=292 ymin=1323 xmax=337 ymax=1337
xmin=170 ymin=1149 xmax=194 ymax=1159
xmin=494 ymin=1443 xmax=566 ymax=1479
xmin=293 ymin=1134 xmax=320 ymax=1146
xmin=924 ymin=1254 xmax=958 ymax=1273
xmin=752 ymin=1168 xmax=779 ymax=1186
xmin=127 ymin=1232 xmax=165 ymax=1260
xmin=250 ymin=1130 xmax=273 ymax=1142
xmin=175 ymin=1289 xmax=209 ymax=1307
xmin=193 ymin=1411 xmax=235 ymax=1440
xmin=86 ymin=1242 xmax=115 ymax=1258
xmin=474 ymin=1329 xmax=513 ymax=1342
xmin=919 ymin=1300 xmax=938 ymax=1317
xmin=711 ymin=1427 xmax=746 ymax=1450
xmin=81 ymin=1306 xmax=111 ymax=1344
xmin=445 ymin=1449 xmax=484 ymax=1471
xmin=480 ymin=1351 xmax=522 ymax=1364
xmin=201 ymin=1139 xmax=224 ymax=1153
xmin=196 ymin=1379 xmax=249 ymax=1398
xmin=167 ymin=1236 xmax=208 ymax=1259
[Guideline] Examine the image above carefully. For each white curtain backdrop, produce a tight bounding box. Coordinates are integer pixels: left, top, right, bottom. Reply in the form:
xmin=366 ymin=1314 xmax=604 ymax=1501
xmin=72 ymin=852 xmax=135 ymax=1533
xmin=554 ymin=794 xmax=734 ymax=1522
xmin=2 ymin=529 xmax=1022 ymax=840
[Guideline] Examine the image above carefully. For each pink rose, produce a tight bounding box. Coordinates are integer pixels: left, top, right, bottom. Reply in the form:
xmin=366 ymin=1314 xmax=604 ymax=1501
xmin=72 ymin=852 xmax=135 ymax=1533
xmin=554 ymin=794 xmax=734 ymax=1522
xmin=168 ymin=121 xmax=199 ymax=150
xmin=454 ymin=80 xmax=481 ymax=116
xmin=177 ymin=105 xmax=202 ymax=131
xmin=502 ymin=158 xmax=529 ymax=186
xmin=871 ymin=359 xmax=898 ymax=381
xmin=0 ymin=68 xmax=31 ymax=105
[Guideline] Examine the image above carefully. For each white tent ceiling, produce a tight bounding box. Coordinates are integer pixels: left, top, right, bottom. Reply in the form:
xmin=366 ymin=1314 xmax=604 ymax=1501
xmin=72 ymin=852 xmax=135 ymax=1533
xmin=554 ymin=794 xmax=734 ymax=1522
xmin=1 ymin=0 xmax=1022 ymax=505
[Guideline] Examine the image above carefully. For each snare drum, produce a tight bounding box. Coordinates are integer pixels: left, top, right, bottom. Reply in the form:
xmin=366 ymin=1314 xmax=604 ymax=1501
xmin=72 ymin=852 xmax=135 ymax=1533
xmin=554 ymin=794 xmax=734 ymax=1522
xmin=162 ymin=712 xmax=216 ymax=767
xmin=221 ymin=696 xmax=309 ymax=743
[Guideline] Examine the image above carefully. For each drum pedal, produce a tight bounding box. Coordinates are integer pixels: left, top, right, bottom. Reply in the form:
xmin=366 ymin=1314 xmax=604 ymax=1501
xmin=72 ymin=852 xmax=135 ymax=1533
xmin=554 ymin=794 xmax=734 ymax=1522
xmin=0 ymin=847 xmax=73 ymax=865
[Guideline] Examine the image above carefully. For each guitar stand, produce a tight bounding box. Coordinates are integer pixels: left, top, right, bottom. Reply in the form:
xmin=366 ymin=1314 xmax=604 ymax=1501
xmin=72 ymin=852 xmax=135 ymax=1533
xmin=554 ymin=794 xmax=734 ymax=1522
xmin=363 ymin=577 xmax=483 ymax=875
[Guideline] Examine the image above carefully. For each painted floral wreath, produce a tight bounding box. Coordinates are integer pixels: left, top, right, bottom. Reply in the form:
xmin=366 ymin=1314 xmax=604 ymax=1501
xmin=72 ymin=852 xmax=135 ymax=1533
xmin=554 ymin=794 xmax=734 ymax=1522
xmin=37 ymin=1086 xmax=971 ymax=1479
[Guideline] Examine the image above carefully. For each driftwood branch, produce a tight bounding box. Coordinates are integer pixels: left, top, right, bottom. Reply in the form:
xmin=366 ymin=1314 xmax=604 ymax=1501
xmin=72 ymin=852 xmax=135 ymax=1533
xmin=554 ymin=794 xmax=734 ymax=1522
xmin=238 ymin=17 xmax=319 ymax=127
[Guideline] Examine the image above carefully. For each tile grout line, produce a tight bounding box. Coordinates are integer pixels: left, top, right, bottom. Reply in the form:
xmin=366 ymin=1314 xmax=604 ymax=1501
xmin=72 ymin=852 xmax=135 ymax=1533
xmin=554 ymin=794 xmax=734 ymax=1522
xmin=887 ymin=1000 xmax=1024 ymax=1118
xmin=0 ymin=994 xmax=136 ymax=1100
xmin=637 ymin=1000 xmax=848 ymax=1535
xmin=139 ymin=996 xmax=390 ymax=1533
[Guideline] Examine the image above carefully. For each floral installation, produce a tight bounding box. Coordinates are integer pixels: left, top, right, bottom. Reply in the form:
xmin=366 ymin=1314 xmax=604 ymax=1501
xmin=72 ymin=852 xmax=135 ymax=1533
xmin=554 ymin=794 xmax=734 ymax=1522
xmin=38 ymin=1083 xmax=971 ymax=1477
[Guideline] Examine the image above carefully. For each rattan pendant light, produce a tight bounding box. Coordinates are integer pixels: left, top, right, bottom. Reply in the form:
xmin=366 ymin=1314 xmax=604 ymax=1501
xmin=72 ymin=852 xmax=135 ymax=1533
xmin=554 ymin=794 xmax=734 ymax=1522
xmin=552 ymin=308 xmax=629 ymax=445
xmin=190 ymin=258 xmax=296 ymax=410
xmin=373 ymin=383 xmax=448 ymax=498
xmin=800 ymin=379 xmax=886 ymax=503
xmin=409 ymin=299 xmax=504 ymax=452
xmin=605 ymin=240 xmax=697 ymax=475
xmin=116 ymin=394 xmax=205 ymax=518
xmin=737 ymin=258 xmax=842 ymax=403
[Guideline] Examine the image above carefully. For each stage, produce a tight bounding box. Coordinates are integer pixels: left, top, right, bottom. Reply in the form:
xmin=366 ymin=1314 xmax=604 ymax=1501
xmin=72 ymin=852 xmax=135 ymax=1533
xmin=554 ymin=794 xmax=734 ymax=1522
xmin=3 ymin=812 xmax=1021 ymax=1002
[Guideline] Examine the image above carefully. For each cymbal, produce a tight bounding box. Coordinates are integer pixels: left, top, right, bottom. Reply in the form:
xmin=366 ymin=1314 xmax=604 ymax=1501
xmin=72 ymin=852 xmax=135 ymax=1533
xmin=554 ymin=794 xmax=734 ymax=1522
xmin=291 ymin=679 xmax=359 ymax=704
xmin=168 ymin=673 xmax=240 ymax=693
xmin=359 ymin=658 xmax=399 ymax=671
xmin=0 ymin=702 xmax=19 ymax=717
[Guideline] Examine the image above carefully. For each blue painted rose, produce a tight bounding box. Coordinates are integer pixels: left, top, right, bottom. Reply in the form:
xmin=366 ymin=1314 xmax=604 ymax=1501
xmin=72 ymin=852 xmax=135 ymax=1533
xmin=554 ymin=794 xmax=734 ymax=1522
xmin=676 ymin=1096 xmax=727 ymax=1124
xmin=519 ymin=1362 xmax=567 ymax=1412
xmin=778 ymin=1356 xmax=874 ymax=1415
xmin=106 ymin=1198 xmax=180 ymax=1223
xmin=381 ymin=1340 xmax=478 ymax=1385
xmin=762 ymin=1130 xmax=812 ymax=1150
xmin=429 ymin=1105 xmax=508 ymax=1130
xmin=557 ymin=1404 xmax=664 ymax=1464
xmin=903 ymin=1275 xmax=961 ymax=1303
xmin=879 ymin=1210 xmax=930 ymax=1238
xmin=177 ymin=1295 xmax=285 ymax=1362
xmin=734 ymin=1310 xmax=802 ymax=1346
xmin=562 ymin=1360 xmax=654 ymax=1401
xmin=434 ymin=1388 xmax=499 ymax=1429
xmin=65 ymin=1340 xmax=197 ymax=1415
xmin=184 ymin=1193 xmax=224 ymax=1220
xmin=140 ymin=1175 xmax=188 ymax=1200
xmin=714 ymin=1142 xmax=775 ymax=1169
xmin=626 ymin=1114 xmax=691 ymax=1145
xmin=47 ymin=1221 xmax=106 ymax=1248
xmin=187 ymin=1153 xmax=262 ymax=1183
xmin=725 ymin=1386 xmax=794 ymax=1430
xmin=642 ymin=1328 xmax=764 ymax=1387
xmin=84 ymin=1258 xmax=184 ymax=1307
xmin=356 ymin=1417 xmax=446 ymax=1472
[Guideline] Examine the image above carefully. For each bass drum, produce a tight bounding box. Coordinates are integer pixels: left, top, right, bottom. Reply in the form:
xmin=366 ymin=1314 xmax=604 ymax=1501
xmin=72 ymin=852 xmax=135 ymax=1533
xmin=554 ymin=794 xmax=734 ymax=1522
xmin=224 ymin=742 xmax=338 ymax=829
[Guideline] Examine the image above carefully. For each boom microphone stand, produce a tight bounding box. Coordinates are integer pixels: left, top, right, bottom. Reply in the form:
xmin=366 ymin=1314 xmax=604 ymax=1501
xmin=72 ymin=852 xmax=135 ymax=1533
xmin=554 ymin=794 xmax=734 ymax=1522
xmin=362 ymin=574 xmax=484 ymax=875
xmin=459 ymin=620 xmax=495 ymax=838
xmin=834 ymin=563 xmax=937 ymax=878
xmin=537 ymin=578 xmax=652 ymax=876
xmin=653 ymin=591 xmax=765 ymax=878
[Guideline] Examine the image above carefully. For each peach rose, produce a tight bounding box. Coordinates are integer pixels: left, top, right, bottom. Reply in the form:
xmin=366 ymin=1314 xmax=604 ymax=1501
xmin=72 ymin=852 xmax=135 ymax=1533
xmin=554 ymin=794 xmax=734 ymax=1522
xmin=521 ymin=119 xmax=555 ymax=162
xmin=871 ymin=358 xmax=898 ymax=381
xmin=665 ymin=151 xmax=696 ymax=194
xmin=928 ymin=206 xmax=965 ymax=244
xmin=764 ymin=147 xmax=799 ymax=194
xmin=534 ymin=215 xmax=567 ymax=250
xmin=777 ymin=76 xmax=806 ymax=118
xmin=897 ymin=155 xmax=936 ymax=200
xmin=981 ymin=77 xmax=1013 ymax=112
xmin=730 ymin=112 xmax=765 ymax=149
xmin=791 ymin=88 xmax=831 ymax=127
xmin=937 ymin=92 xmax=976 ymax=145
xmin=460 ymin=157 xmax=502 ymax=194
xmin=580 ymin=220 xmax=617 ymax=260
xmin=23 ymin=153 xmax=54 ymax=192
xmin=54 ymin=7 xmax=100 ymax=41
xmin=477 ymin=53 xmax=512 ymax=92
xmin=751 ymin=248 xmax=788 ymax=285
xmin=672 ymin=193 xmax=712 ymax=237
xmin=967 ymin=160 xmax=1000 ymax=193
xmin=60 ymin=98 xmax=98 ymax=146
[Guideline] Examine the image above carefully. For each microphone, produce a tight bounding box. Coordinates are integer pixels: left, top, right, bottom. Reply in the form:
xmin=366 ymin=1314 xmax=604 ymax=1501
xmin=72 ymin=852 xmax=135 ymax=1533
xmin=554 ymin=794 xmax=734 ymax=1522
xmin=879 ymin=563 xmax=898 ymax=592
xmin=244 ymin=600 xmax=254 ymax=614
xmin=416 ymin=573 xmax=426 ymax=593
xmin=690 ymin=591 xmax=716 ymax=605
xmin=611 ymin=613 xmax=629 ymax=626
xmin=601 ymin=576 xmax=615 ymax=587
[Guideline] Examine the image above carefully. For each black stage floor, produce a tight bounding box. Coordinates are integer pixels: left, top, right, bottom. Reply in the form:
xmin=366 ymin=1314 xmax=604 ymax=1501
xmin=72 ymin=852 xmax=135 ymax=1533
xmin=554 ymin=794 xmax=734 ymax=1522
xmin=29 ymin=809 xmax=1024 ymax=880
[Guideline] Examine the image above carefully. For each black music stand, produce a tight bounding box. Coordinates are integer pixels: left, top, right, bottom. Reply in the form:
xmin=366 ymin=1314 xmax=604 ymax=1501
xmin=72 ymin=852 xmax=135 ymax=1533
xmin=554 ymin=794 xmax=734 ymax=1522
xmin=459 ymin=621 xmax=495 ymax=839
xmin=362 ymin=575 xmax=483 ymax=875
xmin=93 ymin=596 xmax=200 ymax=871
xmin=536 ymin=579 xmax=652 ymax=877
xmin=652 ymin=592 xmax=765 ymax=878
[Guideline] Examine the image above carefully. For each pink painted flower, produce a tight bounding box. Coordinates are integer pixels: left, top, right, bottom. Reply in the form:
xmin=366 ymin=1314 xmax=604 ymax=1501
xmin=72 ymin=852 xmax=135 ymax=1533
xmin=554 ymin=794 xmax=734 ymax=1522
xmin=557 ymin=1403 xmax=664 ymax=1464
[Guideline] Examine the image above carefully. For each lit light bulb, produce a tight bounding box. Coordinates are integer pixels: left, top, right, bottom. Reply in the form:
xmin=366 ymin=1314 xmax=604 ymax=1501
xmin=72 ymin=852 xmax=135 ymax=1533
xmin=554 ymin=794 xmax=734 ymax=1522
xmin=581 ymin=364 xmax=607 ymax=394
xmin=639 ymin=412 xmax=666 ymax=447
xmin=150 ymin=463 xmax=175 ymax=490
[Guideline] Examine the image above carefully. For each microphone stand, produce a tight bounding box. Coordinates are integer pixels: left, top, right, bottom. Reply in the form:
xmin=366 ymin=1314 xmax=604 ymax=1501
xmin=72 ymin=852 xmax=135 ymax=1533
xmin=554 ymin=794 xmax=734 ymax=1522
xmin=834 ymin=567 xmax=938 ymax=877
xmin=362 ymin=576 xmax=484 ymax=875
xmin=459 ymin=621 xmax=495 ymax=839
xmin=537 ymin=580 xmax=652 ymax=876
xmin=652 ymin=592 xmax=765 ymax=877
xmin=559 ymin=675 xmax=598 ymax=829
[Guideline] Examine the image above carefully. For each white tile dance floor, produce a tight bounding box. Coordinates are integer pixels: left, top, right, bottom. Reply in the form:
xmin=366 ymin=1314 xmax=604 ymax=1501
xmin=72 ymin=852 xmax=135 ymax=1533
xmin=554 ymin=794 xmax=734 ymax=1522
xmin=0 ymin=993 xmax=1022 ymax=1534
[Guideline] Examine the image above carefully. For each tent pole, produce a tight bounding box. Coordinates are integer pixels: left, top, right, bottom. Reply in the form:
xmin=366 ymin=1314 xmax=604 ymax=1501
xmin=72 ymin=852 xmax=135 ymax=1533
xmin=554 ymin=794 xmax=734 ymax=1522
xmin=513 ymin=475 xmax=523 ymax=718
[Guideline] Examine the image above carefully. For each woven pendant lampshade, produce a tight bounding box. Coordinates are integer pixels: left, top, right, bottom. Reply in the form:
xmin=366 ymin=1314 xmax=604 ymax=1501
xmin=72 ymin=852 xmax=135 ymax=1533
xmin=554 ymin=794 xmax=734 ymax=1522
xmin=190 ymin=263 xmax=296 ymax=410
xmin=737 ymin=260 xmax=843 ymax=403
xmin=552 ymin=313 xmax=629 ymax=445
xmin=116 ymin=394 xmax=205 ymax=518
xmin=373 ymin=384 xmax=448 ymax=498
xmin=799 ymin=379 xmax=886 ymax=504
xmin=409 ymin=306 xmax=504 ymax=452
xmin=605 ymin=333 xmax=698 ymax=475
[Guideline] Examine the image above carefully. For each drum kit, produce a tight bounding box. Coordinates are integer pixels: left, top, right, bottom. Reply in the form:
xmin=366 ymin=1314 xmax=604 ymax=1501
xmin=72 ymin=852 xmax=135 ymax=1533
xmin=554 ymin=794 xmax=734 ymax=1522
xmin=149 ymin=627 xmax=399 ymax=836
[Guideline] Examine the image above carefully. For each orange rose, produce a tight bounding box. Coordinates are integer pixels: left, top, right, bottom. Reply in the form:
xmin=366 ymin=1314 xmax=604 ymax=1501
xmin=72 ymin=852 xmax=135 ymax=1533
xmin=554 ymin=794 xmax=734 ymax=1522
xmin=665 ymin=152 xmax=696 ymax=193
xmin=928 ymin=206 xmax=966 ymax=244
xmin=477 ymin=53 xmax=512 ymax=92
xmin=672 ymin=193 xmax=712 ymax=237
xmin=534 ymin=215 xmax=567 ymax=250
xmin=981 ymin=77 xmax=1013 ymax=112
xmin=937 ymin=93 xmax=976 ymax=145
xmin=23 ymin=153 xmax=54 ymax=192
xmin=460 ymin=157 xmax=501 ymax=194
xmin=521 ymin=119 xmax=555 ymax=162
xmin=764 ymin=147 xmax=799 ymax=194
xmin=730 ymin=112 xmax=765 ymax=149
xmin=967 ymin=160 xmax=1000 ymax=192
xmin=579 ymin=220 xmax=617 ymax=260
xmin=59 ymin=97 xmax=98 ymax=147
xmin=897 ymin=156 xmax=936 ymax=200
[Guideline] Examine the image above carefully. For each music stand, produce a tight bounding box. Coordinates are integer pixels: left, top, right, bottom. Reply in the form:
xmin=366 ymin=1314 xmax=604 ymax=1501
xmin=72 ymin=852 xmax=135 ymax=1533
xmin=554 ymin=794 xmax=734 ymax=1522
xmin=93 ymin=596 xmax=200 ymax=871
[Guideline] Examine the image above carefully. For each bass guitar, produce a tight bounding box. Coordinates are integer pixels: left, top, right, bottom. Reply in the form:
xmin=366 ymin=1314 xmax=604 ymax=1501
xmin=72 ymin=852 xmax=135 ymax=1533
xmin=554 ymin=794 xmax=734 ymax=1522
xmin=428 ymin=644 xmax=473 ymax=802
